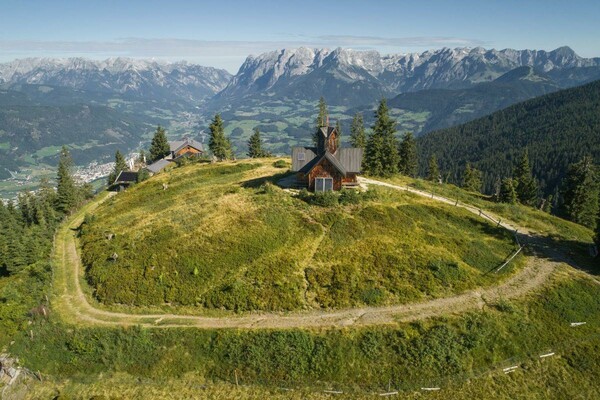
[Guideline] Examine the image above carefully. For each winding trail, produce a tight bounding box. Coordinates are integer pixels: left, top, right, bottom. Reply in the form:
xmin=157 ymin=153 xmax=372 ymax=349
xmin=52 ymin=178 xmax=568 ymax=329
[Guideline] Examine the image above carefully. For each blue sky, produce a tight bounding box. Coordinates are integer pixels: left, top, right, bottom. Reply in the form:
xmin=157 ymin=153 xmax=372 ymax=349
xmin=1 ymin=0 xmax=599 ymax=72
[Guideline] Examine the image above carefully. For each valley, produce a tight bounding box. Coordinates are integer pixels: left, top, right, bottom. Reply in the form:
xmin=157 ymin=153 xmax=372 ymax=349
xmin=2 ymin=46 xmax=600 ymax=199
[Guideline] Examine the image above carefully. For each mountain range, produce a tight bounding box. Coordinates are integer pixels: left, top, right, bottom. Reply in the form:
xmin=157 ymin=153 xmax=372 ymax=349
xmin=0 ymin=57 xmax=232 ymax=104
xmin=215 ymin=46 xmax=600 ymax=106
xmin=1 ymin=46 xmax=600 ymax=197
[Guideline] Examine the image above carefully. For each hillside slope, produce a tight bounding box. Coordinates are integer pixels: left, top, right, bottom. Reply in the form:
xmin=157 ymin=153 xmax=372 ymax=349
xmin=417 ymin=79 xmax=600 ymax=194
xmin=386 ymin=66 xmax=562 ymax=134
xmin=79 ymin=160 xmax=519 ymax=312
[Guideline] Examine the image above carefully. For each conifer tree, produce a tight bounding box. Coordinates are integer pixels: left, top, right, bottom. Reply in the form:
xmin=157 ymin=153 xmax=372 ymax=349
xmin=313 ymin=97 xmax=328 ymax=146
xmin=560 ymin=156 xmax=599 ymax=229
xmin=462 ymin=162 xmax=483 ymax=193
xmin=247 ymin=128 xmax=266 ymax=158
xmin=427 ymin=155 xmax=440 ymax=182
xmin=56 ymin=145 xmax=76 ymax=214
xmin=499 ymin=178 xmax=518 ymax=204
xmin=208 ymin=114 xmax=233 ymax=161
xmin=108 ymin=150 xmax=128 ymax=185
xmin=364 ymin=99 xmax=399 ymax=177
xmin=398 ymin=132 xmax=418 ymax=177
xmin=149 ymin=125 xmax=170 ymax=162
xmin=349 ymin=112 xmax=366 ymax=149
xmin=513 ymin=149 xmax=538 ymax=206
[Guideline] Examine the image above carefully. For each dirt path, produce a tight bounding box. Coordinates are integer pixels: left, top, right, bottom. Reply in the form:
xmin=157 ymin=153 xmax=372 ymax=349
xmin=52 ymin=179 xmax=566 ymax=329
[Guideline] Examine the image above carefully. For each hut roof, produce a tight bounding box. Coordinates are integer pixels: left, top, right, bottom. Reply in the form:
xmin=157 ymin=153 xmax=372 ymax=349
xmin=146 ymin=159 xmax=171 ymax=174
xmin=114 ymin=171 xmax=138 ymax=184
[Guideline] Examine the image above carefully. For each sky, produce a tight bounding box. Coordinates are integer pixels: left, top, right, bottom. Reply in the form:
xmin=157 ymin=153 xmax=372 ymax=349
xmin=1 ymin=0 xmax=599 ymax=73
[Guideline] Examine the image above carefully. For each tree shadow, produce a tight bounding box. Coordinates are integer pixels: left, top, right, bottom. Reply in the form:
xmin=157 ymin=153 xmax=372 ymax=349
xmin=239 ymin=171 xmax=292 ymax=189
xmin=517 ymin=231 xmax=599 ymax=276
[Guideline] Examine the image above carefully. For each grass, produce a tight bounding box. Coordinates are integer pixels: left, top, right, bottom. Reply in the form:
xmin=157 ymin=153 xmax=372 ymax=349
xmin=384 ymin=175 xmax=595 ymax=244
xmin=79 ymin=159 xmax=522 ymax=312
xmin=7 ymin=270 xmax=600 ymax=399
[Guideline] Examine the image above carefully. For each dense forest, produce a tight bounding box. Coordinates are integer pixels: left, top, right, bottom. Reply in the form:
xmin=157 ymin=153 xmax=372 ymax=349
xmin=416 ymin=79 xmax=600 ymax=195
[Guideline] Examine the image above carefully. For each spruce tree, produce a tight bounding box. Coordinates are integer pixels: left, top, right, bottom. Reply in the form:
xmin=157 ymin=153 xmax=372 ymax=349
xmin=560 ymin=156 xmax=599 ymax=229
xmin=364 ymin=99 xmax=399 ymax=177
xmin=56 ymin=145 xmax=76 ymax=214
xmin=499 ymin=178 xmax=518 ymax=204
xmin=108 ymin=150 xmax=128 ymax=185
xmin=398 ymin=132 xmax=418 ymax=177
xmin=313 ymin=97 xmax=328 ymax=146
xmin=208 ymin=114 xmax=233 ymax=161
xmin=427 ymin=155 xmax=440 ymax=182
xmin=462 ymin=162 xmax=483 ymax=193
xmin=513 ymin=149 xmax=538 ymax=206
xmin=149 ymin=125 xmax=170 ymax=162
xmin=349 ymin=112 xmax=366 ymax=149
xmin=247 ymin=128 xmax=265 ymax=158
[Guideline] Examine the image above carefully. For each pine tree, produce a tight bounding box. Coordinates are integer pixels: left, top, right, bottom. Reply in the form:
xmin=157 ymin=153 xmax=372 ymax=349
xmin=349 ymin=113 xmax=366 ymax=149
xmin=560 ymin=156 xmax=599 ymax=229
xmin=513 ymin=149 xmax=538 ymax=206
xmin=427 ymin=155 xmax=440 ymax=182
xmin=247 ymin=128 xmax=265 ymax=158
xmin=56 ymin=145 xmax=76 ymax=214
xmin=208 ymin=114 xmax=233 ymax=161
xmin=313 ymin=97 xmax=328 ymax=146
xmin=462 ymin=162 xmax=483 ymax=193
xmin=149 ymin=125 xmax=170 ymax=162
xmin=108 ymin=150 xmax=128 ymax=185
xmin=499 ymin=178 xmax=518 ymax=204
xmin=398 ymin=132 xmax=418 ymax=177
xmin=364 ymin=99 xmax=399 ymax=177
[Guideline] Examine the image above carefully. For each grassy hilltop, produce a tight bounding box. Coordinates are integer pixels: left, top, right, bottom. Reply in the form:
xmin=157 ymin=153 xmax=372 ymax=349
xmin=80 ymin=159 xmax=521 ymax=311
xmin=2 ymin=158 xmax=599 ymax=399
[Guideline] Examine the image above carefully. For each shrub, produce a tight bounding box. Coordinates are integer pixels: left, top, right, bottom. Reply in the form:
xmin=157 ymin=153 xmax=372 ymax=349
xmin=311 ymin=191 xmax=339 ymax=207
xmin=137 ymin=169 xmax=150 ymax=183
xmin=339 ymin=189 xmax=361 ymax=205
xmin=273 ymin=160 xmax=288 ymax=168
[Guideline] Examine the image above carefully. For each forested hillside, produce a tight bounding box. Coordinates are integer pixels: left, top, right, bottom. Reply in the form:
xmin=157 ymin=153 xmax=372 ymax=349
xmin=386 ymin=66 xmax=563 ymax=134
xmin=417 ymin=79 xmax=600 ymax=194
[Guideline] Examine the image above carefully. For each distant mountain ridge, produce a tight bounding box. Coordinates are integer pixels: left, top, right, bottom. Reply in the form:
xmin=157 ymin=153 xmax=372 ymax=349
xmin=216 ymin=46 xmax=600 ymax=106
xmin=0 ymin=57 xmax=232 ymax=103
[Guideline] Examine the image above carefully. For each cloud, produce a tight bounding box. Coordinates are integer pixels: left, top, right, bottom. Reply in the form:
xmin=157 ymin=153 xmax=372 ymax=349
xmin=316 ymin=35 xmax=486 ymax=48
xmin=0 ymin=35 xmax=487 ymax=72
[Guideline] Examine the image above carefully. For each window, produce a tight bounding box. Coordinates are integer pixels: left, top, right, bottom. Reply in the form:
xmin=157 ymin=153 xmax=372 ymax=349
xmin=315 ymin=177 xmax=334 ymax=192
xmin=297 ymin=152 xmax=305 ymax=161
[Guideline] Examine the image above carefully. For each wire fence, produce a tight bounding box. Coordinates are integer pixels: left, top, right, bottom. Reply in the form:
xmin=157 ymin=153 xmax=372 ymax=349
xmin=368 ymin=180 xmax=525 ymax=274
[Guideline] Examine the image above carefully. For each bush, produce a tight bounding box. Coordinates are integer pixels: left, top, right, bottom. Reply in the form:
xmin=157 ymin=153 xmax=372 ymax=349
xmin=137 ymin=169 xmax=150 ymax=183
xmin=311 ymin=191 xmax=339 ymax=207
xmin=273 ymin=160 xmax=288 ymax=168
xmin=339 ymin=189 xmax=361 ymax=205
